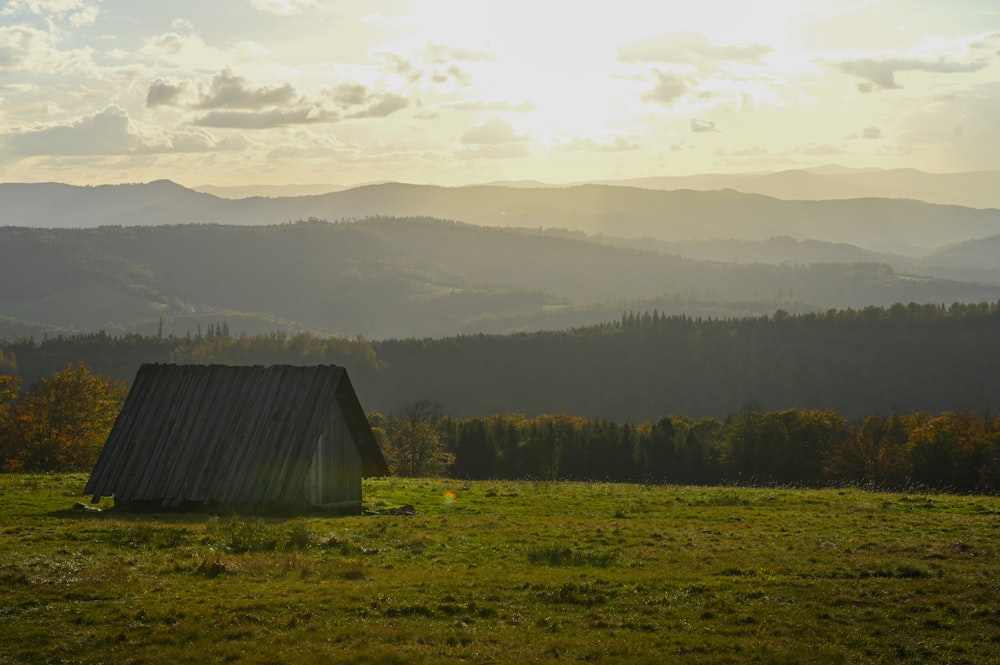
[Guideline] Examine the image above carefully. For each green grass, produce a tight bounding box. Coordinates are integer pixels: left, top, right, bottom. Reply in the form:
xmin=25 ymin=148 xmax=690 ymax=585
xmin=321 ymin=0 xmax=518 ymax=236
xmin=1 ymin=475 xmax=999 ymax=664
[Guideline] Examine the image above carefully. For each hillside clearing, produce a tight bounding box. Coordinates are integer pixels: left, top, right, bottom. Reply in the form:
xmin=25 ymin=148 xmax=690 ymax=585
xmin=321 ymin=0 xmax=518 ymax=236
xmin=1 ymin=475 xmax=998 ymax=664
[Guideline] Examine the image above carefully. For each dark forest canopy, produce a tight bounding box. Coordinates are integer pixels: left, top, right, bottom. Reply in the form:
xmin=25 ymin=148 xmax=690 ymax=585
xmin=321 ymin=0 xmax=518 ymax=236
xmin=3 ymin=302 xmax=1000 ymax=424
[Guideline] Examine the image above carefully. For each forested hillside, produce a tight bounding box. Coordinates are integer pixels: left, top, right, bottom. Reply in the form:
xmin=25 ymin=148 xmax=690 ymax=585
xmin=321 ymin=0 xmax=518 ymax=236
xmin=4 ymin=303 xmax=999 ymax=423
xmin=3 ymin=220 xmax=999 ymax=340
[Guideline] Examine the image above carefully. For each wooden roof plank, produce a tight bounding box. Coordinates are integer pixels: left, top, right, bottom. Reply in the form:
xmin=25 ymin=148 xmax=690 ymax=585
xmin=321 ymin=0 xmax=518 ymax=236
xmin=87 ymin=363 xmax=388 ymax=510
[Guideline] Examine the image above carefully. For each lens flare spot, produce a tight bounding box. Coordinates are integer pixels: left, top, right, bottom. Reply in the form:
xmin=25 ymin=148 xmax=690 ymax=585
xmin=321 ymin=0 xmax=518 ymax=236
xmin=442 ymin=490 xmax=457 ymax=506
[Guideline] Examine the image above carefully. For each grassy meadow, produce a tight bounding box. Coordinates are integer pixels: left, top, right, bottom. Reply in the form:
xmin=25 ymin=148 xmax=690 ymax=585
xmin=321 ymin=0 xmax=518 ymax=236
xmin=1 ymin=474 xmax=999 ymax=664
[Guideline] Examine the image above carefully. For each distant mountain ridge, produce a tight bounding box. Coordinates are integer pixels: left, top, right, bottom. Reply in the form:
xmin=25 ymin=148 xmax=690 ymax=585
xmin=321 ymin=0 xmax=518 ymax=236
xmin=3 ymin=179 xmax=1000 ymax=255
xmin=596 ymin=166 xmax=1000 ymax=209
xmin=182 ymin=165 xmax=1000 ymax=208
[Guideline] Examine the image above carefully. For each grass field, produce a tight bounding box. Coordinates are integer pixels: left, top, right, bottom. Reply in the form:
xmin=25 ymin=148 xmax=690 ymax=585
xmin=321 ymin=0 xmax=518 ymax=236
xmin=1 ymin=474 xmax=998 ymax=664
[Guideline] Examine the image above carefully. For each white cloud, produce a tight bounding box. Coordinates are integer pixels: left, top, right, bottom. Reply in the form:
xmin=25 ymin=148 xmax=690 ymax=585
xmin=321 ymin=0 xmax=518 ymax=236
xmin=249 ymin=0 xmax=319 ymax=16
xmin=0 ymin=25 xmax=49 ymax=71
xmin=442 ymin=100 xmax=535 ymax=113
xmin=0 ymin=105 xmax=237 ymax=157
xmin=424 ymin=42 xmax=493 ymax=64
xmin=460 ymin=117 xmax=526 ymax=144
xmin=0 ymin=0 xmax=99 ymax=26
xmin=137 ymin=30 xmax=232 ymax=72
xmin=618 ymin=31 xmax=772 ymax=64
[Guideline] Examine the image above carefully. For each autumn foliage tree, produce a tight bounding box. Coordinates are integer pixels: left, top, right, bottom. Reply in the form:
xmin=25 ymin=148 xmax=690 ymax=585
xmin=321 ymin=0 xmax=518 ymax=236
xmin=383 ymin=400 xmax=455 ymax=477
xmin=824 ymin=412 xmax=914 ymax=487
xmin=2 ymin=363 xmax=128 ymax=472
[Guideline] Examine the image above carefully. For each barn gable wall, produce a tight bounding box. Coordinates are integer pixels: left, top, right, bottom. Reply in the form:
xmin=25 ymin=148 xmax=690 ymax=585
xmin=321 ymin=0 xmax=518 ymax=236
xmin=84 ymin=364 xmax=387 ymax=512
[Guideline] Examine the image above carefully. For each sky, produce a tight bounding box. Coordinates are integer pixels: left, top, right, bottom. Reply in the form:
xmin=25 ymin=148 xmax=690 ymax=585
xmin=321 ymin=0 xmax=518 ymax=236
xmin=1 ymin=0 xmax=999 ymax=187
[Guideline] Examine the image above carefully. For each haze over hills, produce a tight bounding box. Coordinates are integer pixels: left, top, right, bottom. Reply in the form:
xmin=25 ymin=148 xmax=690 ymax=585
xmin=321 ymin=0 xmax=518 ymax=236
xmin=596 ymin=165 xmax=1000 ymax=209
xmin=4 ymin=177 xmax=1000 ymax=256
xmin=3 ymin=168 xmax=1000 ymax=340
xmin=2 ymin=220 xmax=999 ymax=341
xmin=185 ymin=166 xmax=1000 ymax=209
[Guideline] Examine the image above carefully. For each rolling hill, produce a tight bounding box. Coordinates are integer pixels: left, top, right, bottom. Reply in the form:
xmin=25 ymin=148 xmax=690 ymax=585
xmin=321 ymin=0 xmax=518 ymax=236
xmin=2 ymin=220 xmax=999 ymax=340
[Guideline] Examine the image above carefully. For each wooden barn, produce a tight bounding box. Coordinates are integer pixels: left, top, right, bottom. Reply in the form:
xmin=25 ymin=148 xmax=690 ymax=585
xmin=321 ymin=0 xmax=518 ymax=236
xmin=84 ymin=364 xmax=388 ymax=513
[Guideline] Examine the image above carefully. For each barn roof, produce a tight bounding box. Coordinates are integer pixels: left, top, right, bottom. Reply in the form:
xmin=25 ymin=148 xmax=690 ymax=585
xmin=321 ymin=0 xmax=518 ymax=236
xmin=84 ymin=363 xmax=388 ymax=508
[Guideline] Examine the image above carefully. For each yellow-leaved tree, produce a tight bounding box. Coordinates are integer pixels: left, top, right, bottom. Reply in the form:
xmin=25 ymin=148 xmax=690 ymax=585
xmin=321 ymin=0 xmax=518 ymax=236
xmin=3 ymin=363 xmax=128 ymax=472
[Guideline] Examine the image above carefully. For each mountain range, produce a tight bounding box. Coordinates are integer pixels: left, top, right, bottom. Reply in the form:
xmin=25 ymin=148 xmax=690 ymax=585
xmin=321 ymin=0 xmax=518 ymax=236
xmin=2 ymin=171 xmax=999 ymax=340
xmin=1 ymin=219 xmax=998 ymax=340
xmin=192 ymin=165 xmax=1000 ymax=210
xmin=4 ymin=177 xmax=1000 ymax=254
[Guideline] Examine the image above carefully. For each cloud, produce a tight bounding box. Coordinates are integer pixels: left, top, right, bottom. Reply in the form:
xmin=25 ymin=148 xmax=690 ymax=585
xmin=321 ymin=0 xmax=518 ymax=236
xmin=329 ymin=82 xmax=368 ymax=106
xmin=250 ymin=0 xmax=318 ymax=15
xmin=619 ymin=31 xmax=772 ymax=64
xmin=690 ymin=118 xmax=718 ymax=133
xmin=831 ymin=33 xmax=1000 ymax=93
xmin=0 ymin=24 xmax=51 ymax=71
xmin=373 ymin=51 xmax=423 ymax=83
xmin=561 ymin=136 xmax=639 ymax=152
xmin=196 ymin=68 xmax=297 ymax=109
xmin=0 ymin=105 xmax=234 ymax=157
xmin=847 ymin=126 xmax=883 ymax=140
xmin=443 ymin=100 xmax=535 ymax=112
xmin=430 ymin=63 xmax=471 ymax=86
xmin=194 ymin=107 xmax=338 ymax=129
xmin=835 ymin=56 xmax=990 ymax=91
xmin=138 ymin=30 xmax=226 ymax=71
xmin=425 ymin=43 xmax=493 ymax=64
xmin=347 ymin=93 xmax=409 ymax=119
xmin=642 ymin=70 xmax=688 ymax=105
xmin=326 ymin=83 xmax=409 ymax=118
xmin=460 ymin=117 xmax=526 ymax=144
xmin=716 ymin=145 xmax=769 ymax=157
xmin=1 ymin=0 xmax=100 ymax=26
xmin=146 ymin=79 xmax=187 ymax=107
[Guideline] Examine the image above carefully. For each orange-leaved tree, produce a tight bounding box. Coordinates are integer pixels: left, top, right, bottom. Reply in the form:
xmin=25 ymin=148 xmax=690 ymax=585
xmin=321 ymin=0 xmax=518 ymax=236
xmin=3 ymin=363 xmax=128 ymax=472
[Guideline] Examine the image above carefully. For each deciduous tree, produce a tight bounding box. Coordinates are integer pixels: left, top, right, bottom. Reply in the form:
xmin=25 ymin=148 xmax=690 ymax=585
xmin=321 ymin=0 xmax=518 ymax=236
xmin=3 ymin=363 xmax=127 ymax=472
xmin=384 ymin=400 xmax=454 ymax=477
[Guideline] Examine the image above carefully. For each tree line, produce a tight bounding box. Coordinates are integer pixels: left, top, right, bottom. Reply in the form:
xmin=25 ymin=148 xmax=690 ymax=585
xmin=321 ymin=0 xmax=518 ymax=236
xmin=5 ymin=301 xmax=1000 ymax=423
xmin=3 ymin=302 xmax=1000 ymax=490
xmin=376 ymin=404 xmax=998 ymax=493
xmin=4 ymin=358 xmax=997 ymax=493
